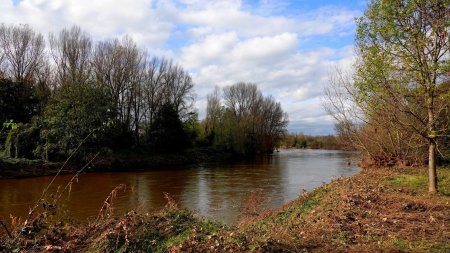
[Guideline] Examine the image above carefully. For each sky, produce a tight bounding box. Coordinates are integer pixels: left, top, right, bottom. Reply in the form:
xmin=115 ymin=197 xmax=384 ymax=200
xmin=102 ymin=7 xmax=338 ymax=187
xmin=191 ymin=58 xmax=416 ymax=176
xmin=0 ymin=0 xmax=367 ymax=135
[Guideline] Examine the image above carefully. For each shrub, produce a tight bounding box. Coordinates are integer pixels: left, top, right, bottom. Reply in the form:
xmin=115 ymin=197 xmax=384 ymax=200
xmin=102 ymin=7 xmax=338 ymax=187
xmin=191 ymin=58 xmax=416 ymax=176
xmin=4 ymin=123 xmax=40 ymax=159
xmin=38 ymin=82 xmax=113 ymax=161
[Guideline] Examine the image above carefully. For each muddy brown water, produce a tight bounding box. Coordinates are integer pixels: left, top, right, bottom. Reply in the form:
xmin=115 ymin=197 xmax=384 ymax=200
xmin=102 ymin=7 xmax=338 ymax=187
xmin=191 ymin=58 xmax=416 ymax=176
xmin=0 ymin=149 xmax=359 ymax=225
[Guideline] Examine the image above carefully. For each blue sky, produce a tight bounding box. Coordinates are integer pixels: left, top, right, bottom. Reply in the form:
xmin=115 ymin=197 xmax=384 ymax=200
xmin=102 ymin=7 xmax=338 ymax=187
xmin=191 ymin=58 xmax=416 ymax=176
xmin=0 ymin=0 xmax=367 ymax=135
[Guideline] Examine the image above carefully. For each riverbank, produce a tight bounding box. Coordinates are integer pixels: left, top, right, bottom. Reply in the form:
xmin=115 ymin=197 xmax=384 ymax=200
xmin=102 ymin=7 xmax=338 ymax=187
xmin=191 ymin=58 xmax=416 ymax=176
xmin=0 ymin=147 xmax=239 ymax=179
xmin=1 ymin=166 xmax=448 ymax=252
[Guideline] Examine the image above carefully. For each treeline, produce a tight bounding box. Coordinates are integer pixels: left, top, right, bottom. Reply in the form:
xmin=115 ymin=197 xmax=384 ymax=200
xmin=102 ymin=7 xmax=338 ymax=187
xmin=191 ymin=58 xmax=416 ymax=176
xmin=0 ymin=24 xmax=288 ymax=162
xmin=279 ymin=133 xmax=346 ymax=150
xmin=204 ymin=83 xmax=288 ymax=156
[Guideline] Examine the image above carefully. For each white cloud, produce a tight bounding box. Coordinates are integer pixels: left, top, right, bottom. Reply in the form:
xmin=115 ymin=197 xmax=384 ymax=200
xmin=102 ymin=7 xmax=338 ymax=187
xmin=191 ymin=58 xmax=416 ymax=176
xmin=178 ymin=3 xmax=358 ymax=38
xmin=181 ymin=32 xmax=239 ymax=68
xmin=180 ymin=9 xmax=295 ymax=37
xmin=0 ymin=0 xmax=174 ymax=47
xmin=181 ymin=32 xmax=298 ymax=69
xmin=231 ymin=33 xmax=298 ymax=62
xmin=189 ymin=42 xmax=354 ymax=130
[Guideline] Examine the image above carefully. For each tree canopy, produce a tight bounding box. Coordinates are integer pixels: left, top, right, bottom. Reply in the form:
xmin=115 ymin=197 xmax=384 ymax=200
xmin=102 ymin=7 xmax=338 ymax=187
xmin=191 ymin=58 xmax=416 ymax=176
xmin=325 ymin=0 xmax=449 ymax=193
xmin=0 ymin=23 xmax=288 ymax=163
xmin=206 ymin=82 xmax=288 ymax=156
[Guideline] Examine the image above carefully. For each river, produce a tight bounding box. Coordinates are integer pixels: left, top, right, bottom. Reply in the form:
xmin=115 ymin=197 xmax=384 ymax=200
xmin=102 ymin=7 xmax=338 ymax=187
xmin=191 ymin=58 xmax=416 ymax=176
xmin=0 ymin=149 xmax=359 ymax=225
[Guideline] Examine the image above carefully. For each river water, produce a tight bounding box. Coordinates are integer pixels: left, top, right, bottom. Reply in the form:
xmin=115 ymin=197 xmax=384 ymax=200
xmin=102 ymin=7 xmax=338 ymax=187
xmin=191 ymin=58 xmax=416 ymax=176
xmin=0 ymin=149 xmax=359 ymax=224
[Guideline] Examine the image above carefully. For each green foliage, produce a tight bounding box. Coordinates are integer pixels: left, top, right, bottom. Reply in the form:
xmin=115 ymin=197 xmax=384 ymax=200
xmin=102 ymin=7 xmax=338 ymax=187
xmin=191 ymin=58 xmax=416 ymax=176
xmin=38 ymin=82 xmax=113 ymax=161
xmin=4 ymin=123 xmax=40 ymax=159
xmin=2 ymin=119 xmax=18 ymax=130
xmin=0 ymin=78 xmax=40 ymax=125
xmin=347 ymin=0 xmax=450 ymax=168
xmin=0 ymin=78 xmax=49 ymax=156
xmin=0 ymin=24 xmax=290 ymax=163
xmin=213 ymin=109 xmax=244 ymax=153
xmin=183 ymin=112 xmax=202 ymax=147
xmin=147 ymin=103 xmax=189 ymax=152
xmin=355 ymin=0 xmax=448 ymax=120
xmin=206 ymin=83 xmax=288 ymax=156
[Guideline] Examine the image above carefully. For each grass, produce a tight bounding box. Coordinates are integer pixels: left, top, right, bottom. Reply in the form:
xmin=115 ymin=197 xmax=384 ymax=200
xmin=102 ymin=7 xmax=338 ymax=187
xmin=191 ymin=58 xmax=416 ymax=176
xmin=1 ymin=166 xmax=449 ymax=252
xmin=389 ymin=174 xmax=428 ymax=188
xmin=388 ymin=167 xmax=450 ymax=196
xmin=242 ymin=166 xmax=450 ymax=252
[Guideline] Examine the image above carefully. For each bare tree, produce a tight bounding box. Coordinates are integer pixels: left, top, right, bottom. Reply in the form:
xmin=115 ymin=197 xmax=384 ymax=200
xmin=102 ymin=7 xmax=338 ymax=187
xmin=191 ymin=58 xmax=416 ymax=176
xmin=142 ymin=57 xmax=168 ymax=127
xmin=209 ymin=82 xmax=288 ymax=154
xmin=205 ymin=86 xmax=222 ymax=136
xmin=324 ymin=68 xmax=372 ymax=156
xmin=93 ymin=36 xmax=143 ymax=134
xmin=141 ymin=58 xmax=194 ymax=125
xmin=49 ymin=26 xmax=92 ymax=84
xmin=324 ymin=67 xmax=430 ymax=166
xmin=0 ymin=24 xmax=45 ymax=82
xmin=127 ymin=42 xmax=146 ymax=144
xmin=93 ymin=36 xmax=194 ymax=143
xmin=162 ymin=61 xmax=195 ymax=118
xmin=223 ymin=82 xmax=262 ymax=119
xmin=259 ymin=96 xmax=288 ymax=152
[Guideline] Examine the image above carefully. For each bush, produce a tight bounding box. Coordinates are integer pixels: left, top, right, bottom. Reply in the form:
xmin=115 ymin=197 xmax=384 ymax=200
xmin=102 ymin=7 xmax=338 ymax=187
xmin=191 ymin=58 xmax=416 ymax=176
xmin=38 ymin=82 xmax=114 ymax=161
xmin=4 ymin=123 xmax=40 ymax=159
xmin=146 ymin=103 xmax=189 ymax=153
xmin=0 ymin=78 xmax=40 ymax=125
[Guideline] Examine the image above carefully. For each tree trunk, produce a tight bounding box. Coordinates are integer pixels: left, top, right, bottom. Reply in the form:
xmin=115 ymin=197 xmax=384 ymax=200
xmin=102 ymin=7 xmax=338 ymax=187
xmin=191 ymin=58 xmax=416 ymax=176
xmin=427 ymin=89 xmax=437 ymax=194
xmin=135 ymin=119 xmax=140 ymax=146
xmin=428 ymin=140 xmax=437 ymax=193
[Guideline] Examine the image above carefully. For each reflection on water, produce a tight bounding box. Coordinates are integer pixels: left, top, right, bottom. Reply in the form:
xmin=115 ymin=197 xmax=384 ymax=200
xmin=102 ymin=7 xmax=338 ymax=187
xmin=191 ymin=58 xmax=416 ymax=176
xmin=0 ymin=149 xmax=359 ymax=224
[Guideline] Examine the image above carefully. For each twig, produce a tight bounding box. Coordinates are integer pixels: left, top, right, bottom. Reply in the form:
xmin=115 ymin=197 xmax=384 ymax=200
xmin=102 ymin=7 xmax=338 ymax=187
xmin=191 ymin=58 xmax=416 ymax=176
xmin=55 ymin=152 xmax=100 ymax=202
xmin=97 ymin=184 xmax=127 ymax=221
xmin=27 ymin=130 xmax=96 ymax=221
xmin=0 ymin=218 xmax=12 ymax=239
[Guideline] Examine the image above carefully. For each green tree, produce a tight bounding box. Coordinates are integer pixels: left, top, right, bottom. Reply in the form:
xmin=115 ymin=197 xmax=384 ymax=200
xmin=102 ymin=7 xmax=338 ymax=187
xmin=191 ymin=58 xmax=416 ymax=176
xmin=0 ymin=78 xmax=39 ymax=125
xmin=147 ymin=103 xmax=188 ymax=152
xmin=4 ymin=122 xmax=40 ymax=159
xmin=355 ymin=0 xmax=449 ymax=192
xmin=213 ymin=108 xmax=245 ymax=154
xmin=39 ymin=81 xmax=113 ymax=161
xmin=206 ymin=83 xmax=288 ymax=156
xmin=183 ymin=112 xmax=202 ymax=147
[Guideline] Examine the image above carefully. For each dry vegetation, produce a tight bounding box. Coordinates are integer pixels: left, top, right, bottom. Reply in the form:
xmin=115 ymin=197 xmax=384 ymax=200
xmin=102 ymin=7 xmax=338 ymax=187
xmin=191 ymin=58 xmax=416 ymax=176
xmin=1 ymin=167 xmax=449 ymax=252
xmin=241 ymin=167 xmax=450 ymax=252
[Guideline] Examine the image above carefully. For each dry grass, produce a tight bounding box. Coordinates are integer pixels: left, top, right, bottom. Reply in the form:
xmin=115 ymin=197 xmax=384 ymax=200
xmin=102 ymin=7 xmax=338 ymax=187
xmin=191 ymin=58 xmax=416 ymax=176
xmin=1 ymin=167 xmax=449 ymax=252
xmin=242 ymin=167 xmax=450 ymax=252
xmin=97 ymin=184 xmax=127 ymax=221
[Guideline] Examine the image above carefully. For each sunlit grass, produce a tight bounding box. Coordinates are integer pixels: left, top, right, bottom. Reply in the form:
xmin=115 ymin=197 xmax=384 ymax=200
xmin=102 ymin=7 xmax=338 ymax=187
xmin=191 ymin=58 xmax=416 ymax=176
xmin=388 ymin=167 xmax=450 ymax=196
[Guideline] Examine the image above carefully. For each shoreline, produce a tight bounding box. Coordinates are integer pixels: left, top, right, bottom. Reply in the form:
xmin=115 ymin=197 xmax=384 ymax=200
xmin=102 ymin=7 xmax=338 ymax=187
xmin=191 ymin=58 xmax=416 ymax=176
xmin=1 ymin=166 xmax=448 ymax=252
xmin=0 ymin=148 xmax=241 ymax=179
xmin=0 ymin=148 xmax=354 ymax=179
